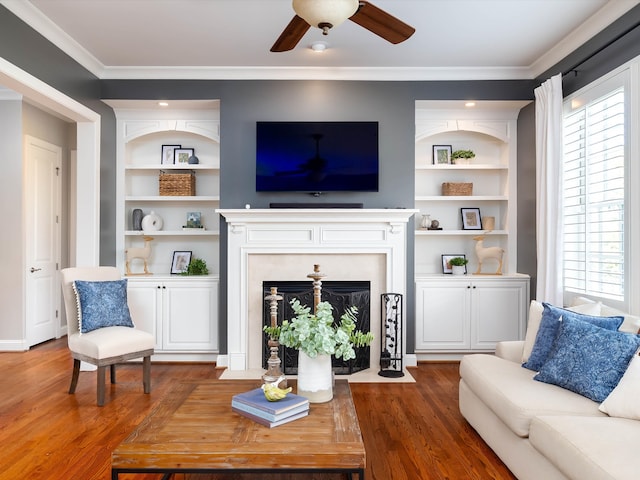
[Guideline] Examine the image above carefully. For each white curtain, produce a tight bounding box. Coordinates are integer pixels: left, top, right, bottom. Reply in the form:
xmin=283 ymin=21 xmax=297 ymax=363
xmin=535 ymin=74 xmax=564 ymax=305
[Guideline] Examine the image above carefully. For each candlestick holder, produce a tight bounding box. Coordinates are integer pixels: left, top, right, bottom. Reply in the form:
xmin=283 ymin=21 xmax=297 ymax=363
xmin=262 ymin=286 xmax=287 ymax=388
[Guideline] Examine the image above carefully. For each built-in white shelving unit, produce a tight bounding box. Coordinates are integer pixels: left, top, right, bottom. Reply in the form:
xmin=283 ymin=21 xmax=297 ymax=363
xmin=414 ymin=100 xmax=530 ymax=359
xmin=105 ymin=99 xmax=221 ymax=361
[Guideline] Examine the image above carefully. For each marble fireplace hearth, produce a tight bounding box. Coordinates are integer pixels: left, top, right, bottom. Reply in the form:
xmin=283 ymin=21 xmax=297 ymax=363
xmin=216 ymin=208 xmax=418 ymax=379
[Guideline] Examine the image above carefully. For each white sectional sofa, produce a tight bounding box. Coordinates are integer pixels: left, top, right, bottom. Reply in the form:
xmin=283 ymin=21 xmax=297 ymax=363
xmin=459 ymin=300 xmax=640 ymax=480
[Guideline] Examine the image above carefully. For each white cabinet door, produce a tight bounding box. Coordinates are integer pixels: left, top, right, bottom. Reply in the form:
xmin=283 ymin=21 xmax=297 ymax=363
xmin=416 ymin=276 xmax=529 ymax=353
xmin=126 ymin=281 xmax=161 ymax=349
xmin=162 ymin=280 xmax=218 ymax=351
xmin=471 ymin=280 xmax=527 ymax=350
xmin=416 ymin=279 xmax=470 ymax=350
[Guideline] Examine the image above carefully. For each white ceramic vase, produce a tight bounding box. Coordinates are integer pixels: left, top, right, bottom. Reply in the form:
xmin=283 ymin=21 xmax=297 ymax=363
xmin=297 ymin=351 xmax=333 ymax=403
xmin=452 ymin=265 xmax=466 ymax=275
xmin=141 ymin=211 xmax=163 ymax=232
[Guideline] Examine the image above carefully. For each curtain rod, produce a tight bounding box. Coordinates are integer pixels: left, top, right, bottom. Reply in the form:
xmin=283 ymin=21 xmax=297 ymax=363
xmin=562 ymin=20 xmax=640 ymax=77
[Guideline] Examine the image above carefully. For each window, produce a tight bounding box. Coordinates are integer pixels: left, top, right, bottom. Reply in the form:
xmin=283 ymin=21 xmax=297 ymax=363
xmin=562 ymin=71 xmax=628 ymax=303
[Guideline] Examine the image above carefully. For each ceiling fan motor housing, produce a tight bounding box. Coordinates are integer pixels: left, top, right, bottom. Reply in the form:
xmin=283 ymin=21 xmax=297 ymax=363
xmin=293 ymin=0 xmax=359 ymax=30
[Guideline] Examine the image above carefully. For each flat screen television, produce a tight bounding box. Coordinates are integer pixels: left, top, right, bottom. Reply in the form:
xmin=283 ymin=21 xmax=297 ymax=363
xmin=256 ymin=121 xmax=379 ymax=192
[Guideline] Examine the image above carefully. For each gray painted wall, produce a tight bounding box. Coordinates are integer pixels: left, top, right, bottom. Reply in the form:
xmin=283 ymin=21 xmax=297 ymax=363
xmin=101 ymin=79 xmax=536 ymax=353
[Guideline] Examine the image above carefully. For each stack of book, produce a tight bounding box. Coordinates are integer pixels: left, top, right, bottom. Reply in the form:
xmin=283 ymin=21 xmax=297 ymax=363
xmin=231 ymin=388 xmax=310 ymax=428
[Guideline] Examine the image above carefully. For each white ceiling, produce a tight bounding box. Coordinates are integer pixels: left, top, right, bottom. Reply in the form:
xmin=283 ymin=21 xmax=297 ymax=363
xmin=3 ymin=0 xmax=639 ymax=80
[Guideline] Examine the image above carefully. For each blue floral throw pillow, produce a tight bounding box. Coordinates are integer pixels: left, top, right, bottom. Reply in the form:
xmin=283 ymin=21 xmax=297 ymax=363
xmin=534 ymin=316 xmax=640 ymax=402
xmin=522 ymin=303 xmax=623 ymax=371
xmin=73 ymin=279 xmax=134 ymax=334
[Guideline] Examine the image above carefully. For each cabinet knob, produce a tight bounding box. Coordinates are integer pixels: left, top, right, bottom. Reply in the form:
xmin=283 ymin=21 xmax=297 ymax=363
xmin=157 ymin=285 xmax=161 ymax=289
xmin=467 ymin=285 xmax=471 ymax=289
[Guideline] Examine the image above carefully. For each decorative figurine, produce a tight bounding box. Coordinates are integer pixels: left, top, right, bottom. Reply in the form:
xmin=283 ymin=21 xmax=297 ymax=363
xmin=473 ymin=233 xmax=504 ymax=275
xmin=125 ymin=236 xmax=154 ymax=276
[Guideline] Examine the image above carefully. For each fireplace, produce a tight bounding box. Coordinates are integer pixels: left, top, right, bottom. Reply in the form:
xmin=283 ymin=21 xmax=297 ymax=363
xmin=216 ymin=208 xmax=418 ymax=372
xmin=262 ymin=281 xmax=371 ymax=374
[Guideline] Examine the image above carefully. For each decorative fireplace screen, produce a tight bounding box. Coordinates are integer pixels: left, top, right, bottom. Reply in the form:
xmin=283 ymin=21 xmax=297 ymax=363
xmin=262 ymin=281 xmax=371 ymax=375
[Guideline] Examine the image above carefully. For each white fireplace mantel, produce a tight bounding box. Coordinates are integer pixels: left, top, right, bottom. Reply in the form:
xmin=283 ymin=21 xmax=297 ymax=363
xmin=216 ymin=208 xmax=418 ymax=371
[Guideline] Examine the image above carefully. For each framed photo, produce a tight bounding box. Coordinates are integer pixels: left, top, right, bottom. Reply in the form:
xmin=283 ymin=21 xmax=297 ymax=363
xmin=461 ymin=207 xmax=483 ymax=230
xmin=171 ymin=250 xmax=192 ymax=274
xmin=442 ymin=254 xmax=467 ymax=274
xmin=161 ymin=144 xmax=181 ymax=165
xmin=186 ymin=211 xmax=202 ymax=228
xmin=433 ymin=145 xmax=452 ymax=165
xmin=174 ymin=148 xmax=195 ymax=165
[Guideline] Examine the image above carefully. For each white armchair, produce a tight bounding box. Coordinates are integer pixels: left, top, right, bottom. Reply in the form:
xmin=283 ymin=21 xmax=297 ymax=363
xmin=60 ymin=267 xmax=155 ymax=406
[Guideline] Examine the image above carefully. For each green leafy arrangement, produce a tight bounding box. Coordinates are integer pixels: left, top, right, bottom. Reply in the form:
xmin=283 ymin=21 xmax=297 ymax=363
xmin=449 ymin=256 xmax=469 ymax=266
xmin=181 ymin=257 xmax=209 ymax=275
xmin=451 ymin=149 xmax=476 ymax=160
xmin=264 ymin=299 xmax=374 ymax=361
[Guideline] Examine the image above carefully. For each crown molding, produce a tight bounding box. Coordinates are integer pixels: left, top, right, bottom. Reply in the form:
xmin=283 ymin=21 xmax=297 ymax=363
xmin=1 ymin=0 xmax=105 ymax=78
xmin=99 ymin=65 xmax=535 ymax=81
xmin=529 ymin=0 xmax=640 ymax=78
xmin=3 ymin=0 xmax=637 ymax=82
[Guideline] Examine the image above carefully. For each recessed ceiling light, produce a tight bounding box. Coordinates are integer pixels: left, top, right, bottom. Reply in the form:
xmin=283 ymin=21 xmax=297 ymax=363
xmin=158 ymin=101 xmax=169 ymax=107
xmin=465 ymin=102 xmax=476 ymax=108
xmin=310 ymin=41 xmax=328 ymax=52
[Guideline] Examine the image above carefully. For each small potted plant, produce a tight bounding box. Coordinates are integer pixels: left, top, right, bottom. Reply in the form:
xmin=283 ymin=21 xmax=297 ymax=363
xmin=181 ymin=257 xmax=209 ymax=275
xmin=449 ymin=256 xmax=469 ymax=275
xmin=264 ymin=299 xmax=373 ymax=403
xmin=451 ymin=149 xmax=476 ymax=165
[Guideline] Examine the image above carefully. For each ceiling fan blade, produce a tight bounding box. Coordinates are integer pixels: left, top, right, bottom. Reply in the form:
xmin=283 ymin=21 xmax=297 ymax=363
xmin=350 ymin=1 xmax=415 ymax=44
xmin=271 ymin=15 xmax=311 ymax=52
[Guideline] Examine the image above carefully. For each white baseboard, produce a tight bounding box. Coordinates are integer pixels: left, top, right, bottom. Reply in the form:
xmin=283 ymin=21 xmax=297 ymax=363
xmin=0 ymin=340 xmax=28 ymax=351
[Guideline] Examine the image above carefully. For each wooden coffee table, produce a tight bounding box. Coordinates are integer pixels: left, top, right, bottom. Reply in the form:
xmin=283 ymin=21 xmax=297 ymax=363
xmin=111 ymin=379 xmax=366 ymax=479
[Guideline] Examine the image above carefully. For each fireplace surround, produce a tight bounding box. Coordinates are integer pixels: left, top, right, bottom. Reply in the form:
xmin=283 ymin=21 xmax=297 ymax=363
xmin=216 ymin=208 xmax=418 ymax=373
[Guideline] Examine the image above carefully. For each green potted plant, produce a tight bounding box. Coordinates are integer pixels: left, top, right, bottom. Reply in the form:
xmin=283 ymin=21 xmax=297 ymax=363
xmin=181 ymin=257 xmax=209 ymax=275
xmin=451 ymin=149 xmax=475 ymax=164
xmin=264 ymin=299 xmax=373 ymax=403
xmin=449 ymin=256 xmax=469 ymax=275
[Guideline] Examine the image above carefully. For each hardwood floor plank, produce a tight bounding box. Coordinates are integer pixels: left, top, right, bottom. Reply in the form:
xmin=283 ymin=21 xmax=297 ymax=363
xmin=0 ymin=339 xmax=515 ymax=480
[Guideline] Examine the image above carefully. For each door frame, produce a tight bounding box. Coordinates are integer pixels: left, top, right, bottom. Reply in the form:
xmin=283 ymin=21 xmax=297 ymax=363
xmin=0 ymin=58 xmax=100 ymax=351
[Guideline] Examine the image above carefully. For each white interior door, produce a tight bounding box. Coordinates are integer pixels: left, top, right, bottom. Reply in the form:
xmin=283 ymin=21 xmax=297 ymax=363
xmin=25 ymin=135 xmax=61 ymax=347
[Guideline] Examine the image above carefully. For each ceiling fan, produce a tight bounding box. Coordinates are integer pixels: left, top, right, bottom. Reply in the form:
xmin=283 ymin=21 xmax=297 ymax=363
xmin=271 ymin=0 xmax=415 ymax=52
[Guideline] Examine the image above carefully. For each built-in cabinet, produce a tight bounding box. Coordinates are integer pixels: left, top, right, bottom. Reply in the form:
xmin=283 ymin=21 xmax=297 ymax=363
xmin=414 ymin=101 xmax=531 ymax=358
xmin=106 ymin=100 xmax=220 ymax=361
xmin=415 ymin=276 xmax=528 ymax=355
xmin=127 ymin=277 xmax=219 ymax=356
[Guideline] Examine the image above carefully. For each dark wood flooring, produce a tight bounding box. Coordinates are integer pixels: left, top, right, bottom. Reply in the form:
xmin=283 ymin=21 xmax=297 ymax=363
xmin=0 ymin=338 xmax=515 ymax=480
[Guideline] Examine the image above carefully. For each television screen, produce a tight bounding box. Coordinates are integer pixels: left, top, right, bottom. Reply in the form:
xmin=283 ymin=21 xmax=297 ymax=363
xmin=256 ymin=121 xmax=379 ymax=192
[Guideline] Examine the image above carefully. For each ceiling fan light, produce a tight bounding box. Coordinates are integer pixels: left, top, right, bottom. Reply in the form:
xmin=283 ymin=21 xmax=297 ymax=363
xmin=311 ymin=41 xmax=328 ymax=52
xmin=293 ymin=0 xmax=359 ymax=31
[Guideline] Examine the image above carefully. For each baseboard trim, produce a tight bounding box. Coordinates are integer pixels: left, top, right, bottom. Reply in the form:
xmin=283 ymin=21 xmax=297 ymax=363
xmin=0 ymin=340 xmax=29 ymax=351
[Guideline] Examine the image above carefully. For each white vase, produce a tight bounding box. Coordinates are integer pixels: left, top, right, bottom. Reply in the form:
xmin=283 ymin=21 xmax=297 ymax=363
xmin=297 ymin=351 xmax=333 ymax=403
xmin=141 ymin=211 xmax=163 ymax=231
xmin=452 ymin=265 xmax=466 ymax=275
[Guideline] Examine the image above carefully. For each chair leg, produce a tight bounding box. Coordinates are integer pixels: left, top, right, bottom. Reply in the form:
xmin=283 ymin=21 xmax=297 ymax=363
xmin=97 ymin=366 xmax=107 ymax=407
xmin=69 ymin=359 xmax=81 ymax=394
xmin=143 ymin=356 xmax=151 ymax=394
xmin=110 ymin=364 xmax=117 ymax=384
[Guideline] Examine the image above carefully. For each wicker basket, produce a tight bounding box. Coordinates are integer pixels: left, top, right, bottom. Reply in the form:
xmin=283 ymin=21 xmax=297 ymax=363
xmin=159 ymin=172 xmax=195 ymax=196
xmin=442 ymin=182 xmax=473 ymax=196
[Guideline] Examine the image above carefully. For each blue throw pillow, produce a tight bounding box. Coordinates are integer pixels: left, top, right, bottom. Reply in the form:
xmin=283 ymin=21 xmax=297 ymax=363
xmin=73 ymin=279 xmax=134 ymax=334
xmin=534 ymin=316 xmax=640 ymax=402
xmin=522 ymin=303 xmax=623 ymax=371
